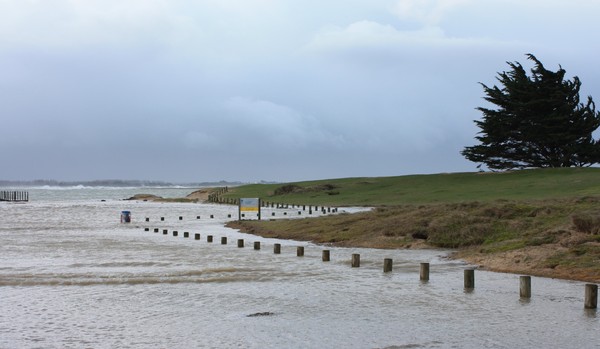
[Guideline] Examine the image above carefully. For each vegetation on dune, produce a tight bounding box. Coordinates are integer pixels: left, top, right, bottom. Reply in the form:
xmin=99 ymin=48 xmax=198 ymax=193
xmin=223 ymin=168 xmax=600 ymax=282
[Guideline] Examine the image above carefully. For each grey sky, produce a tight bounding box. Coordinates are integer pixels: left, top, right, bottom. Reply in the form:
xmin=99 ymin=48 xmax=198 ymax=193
xmin=1 ymin=0 xmax=599 ymax=182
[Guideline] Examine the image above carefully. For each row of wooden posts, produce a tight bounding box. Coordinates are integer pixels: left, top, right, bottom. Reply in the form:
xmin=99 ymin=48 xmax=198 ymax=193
xmin=142 ymin=206 xmax=338 ymax=222
xmin=142 ymin=226 xmax=599 ymax=309
xmin=0 ymin=191 xmax=29 ymax=202
xmin=145 ymin=215 xmax=224 ymax=222
xmin=204 ymin=189 xmax=338 ymax=215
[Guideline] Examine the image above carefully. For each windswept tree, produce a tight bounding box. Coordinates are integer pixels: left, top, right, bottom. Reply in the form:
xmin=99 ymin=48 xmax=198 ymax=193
xmin=462 ymin=54 xmax=600 ymax=170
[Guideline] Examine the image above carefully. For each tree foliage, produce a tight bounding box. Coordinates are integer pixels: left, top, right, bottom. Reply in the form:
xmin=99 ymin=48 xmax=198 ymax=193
xmin=462 ymin=54 xmax=600 ymax=170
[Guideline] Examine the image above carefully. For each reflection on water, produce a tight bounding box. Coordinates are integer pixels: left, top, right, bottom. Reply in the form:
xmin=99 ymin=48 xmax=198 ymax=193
xmin=0 ymin=194 xmax=598 ymax=348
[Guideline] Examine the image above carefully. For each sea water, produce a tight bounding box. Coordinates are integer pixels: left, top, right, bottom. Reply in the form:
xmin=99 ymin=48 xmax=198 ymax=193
xmin=0 ymin=187 xmax=598 ymax=349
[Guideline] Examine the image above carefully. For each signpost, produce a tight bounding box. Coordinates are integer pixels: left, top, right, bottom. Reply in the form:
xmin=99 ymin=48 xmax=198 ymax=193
xmin=239 ymin=198 xmax=261 ymax=220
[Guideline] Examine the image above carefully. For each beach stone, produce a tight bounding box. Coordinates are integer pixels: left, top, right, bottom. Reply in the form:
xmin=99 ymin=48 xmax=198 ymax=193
xmin=246 ymin=312 xmax=275 ymax=317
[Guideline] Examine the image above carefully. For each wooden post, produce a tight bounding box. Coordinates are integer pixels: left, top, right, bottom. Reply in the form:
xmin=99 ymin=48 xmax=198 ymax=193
xmin=173 ymin=231 xmax=178 ymax=237
xmin=464 ymin=269 xmax=475 ymax=289
xmin=238 ymin=239 xmax=244 ymax=248
xmin=195 ymin=233 xmax=200 ymax=240
xmin=207 ymin=235 xmax=213 ymax=243
xmin=520 ymin=276 xmax=532 ymax=299
xmin=585 ymin=284 xmax=598 ymax=309
xmin=254 ymin=241 xmax=261 ymax=250
xmin=297 ymin=246 xmax=304 ymax=257
xmin=420 ymin=263 xmax=430 ymax=281
xmin=383 ymin=258 xmax=393 ymax=273
xmin=351 ymin=254 xmax=360 ymax=267
xmin=274 ymin=243 xmax=281 ymax=254
xmin=322 ymin=250 xmax=330 ymax=261
xmin=221 ymin=237 xmax=227 ymax=244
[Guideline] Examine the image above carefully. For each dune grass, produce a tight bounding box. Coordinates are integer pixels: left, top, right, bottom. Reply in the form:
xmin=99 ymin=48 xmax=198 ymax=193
xmin=222 ymin=168 xmax=600 ymax=282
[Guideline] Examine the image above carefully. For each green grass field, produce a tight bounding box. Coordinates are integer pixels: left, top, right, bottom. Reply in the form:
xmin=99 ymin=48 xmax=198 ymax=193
xmin=225 ymin=168 xmax=600 ymax=206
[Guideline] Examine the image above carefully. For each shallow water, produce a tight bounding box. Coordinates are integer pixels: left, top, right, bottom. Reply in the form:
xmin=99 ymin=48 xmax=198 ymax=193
xmin=0 ymin=188 xmax=598 ymax=348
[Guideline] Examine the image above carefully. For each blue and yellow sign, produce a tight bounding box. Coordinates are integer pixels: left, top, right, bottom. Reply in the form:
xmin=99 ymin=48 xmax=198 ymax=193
xmin=239 ymin=198 xmax=261 ymax=220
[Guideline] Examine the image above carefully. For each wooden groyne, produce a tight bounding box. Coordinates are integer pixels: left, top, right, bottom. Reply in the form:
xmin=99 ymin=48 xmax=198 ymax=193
xmin=0 ymin=191 xmax=28 ymax=202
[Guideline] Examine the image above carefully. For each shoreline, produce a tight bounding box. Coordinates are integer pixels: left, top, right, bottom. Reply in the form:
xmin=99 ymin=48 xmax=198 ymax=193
xmin=130 ymin=189 xmax=600 ymax=284
xmin=226 ymin=220 xmax=600 ymax=283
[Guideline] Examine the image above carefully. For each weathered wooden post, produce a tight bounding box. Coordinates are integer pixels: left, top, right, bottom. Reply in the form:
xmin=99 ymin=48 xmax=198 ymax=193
xmin=274 ymin=243 xmax=281 ymax=254
xmin=420 ymin=263 xmax=430 ymax=281
xmin=585 ymin=284 xmax=598 ymax=309
xmin=195 ymin=233 xmax=200 ymax=240
xmin=238 ymin=239 xmax=244 ymax=248
xmin=383 ymin=258 xmax=393 ymax=273
xmin=221 ymin=237 xmax=227 ymax=244
xmin=351 ymin=254 xmax=360 ymax=267
xmin=322 ymin=250 xmax=330 ymax=262
xmin=464 ymin=269 xmax=475 ymax=290
xmin=297 ymin=246 xmax=304 ymax=257
xmin=183 ymin=232 xmax=189 ymax=238
xmin=254 ymin=241 xmax=261 ymax=250
xmin=520 ymin=276 xmax=532 ymax=299
xmin=207 ymin=235 xmax=213 ymax=243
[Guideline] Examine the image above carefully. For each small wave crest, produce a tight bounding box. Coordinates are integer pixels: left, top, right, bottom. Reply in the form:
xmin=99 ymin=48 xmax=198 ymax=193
xmin=0 ymin=268 xmax=275 ymax=287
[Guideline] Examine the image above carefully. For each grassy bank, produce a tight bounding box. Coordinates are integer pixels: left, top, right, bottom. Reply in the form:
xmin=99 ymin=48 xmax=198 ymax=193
xmin=224 ymin=168 xmax=600 ymax=282
xmin=223 ymin=168 xmax=600 ymax=206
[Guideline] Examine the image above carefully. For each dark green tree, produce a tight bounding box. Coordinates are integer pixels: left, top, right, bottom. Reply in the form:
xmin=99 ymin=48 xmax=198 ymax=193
xmin=462 ymin=54 xmax=600 ymax=170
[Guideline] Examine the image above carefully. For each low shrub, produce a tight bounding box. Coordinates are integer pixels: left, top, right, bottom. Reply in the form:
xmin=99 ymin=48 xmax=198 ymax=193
xmin=572 ymin=212 xmax=600 ymax=234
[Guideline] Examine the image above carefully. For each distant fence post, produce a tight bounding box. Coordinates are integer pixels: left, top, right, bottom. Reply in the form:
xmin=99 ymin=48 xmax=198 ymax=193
xmin=585 ymin=284 xmax=598 ymax=309
xmin=464 ymin=269 xmax=475 ymax=290
xmin=520 ymin=276 xmax=532 ymax=299
xmin=420 ymin=263 xmax=430 ymax=281
xmin=383 ymin=258 xmax=393 ymax=273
